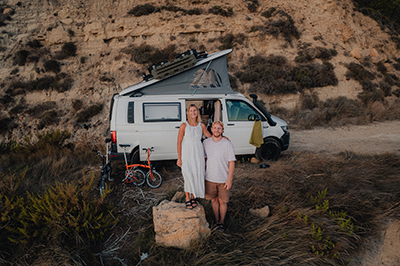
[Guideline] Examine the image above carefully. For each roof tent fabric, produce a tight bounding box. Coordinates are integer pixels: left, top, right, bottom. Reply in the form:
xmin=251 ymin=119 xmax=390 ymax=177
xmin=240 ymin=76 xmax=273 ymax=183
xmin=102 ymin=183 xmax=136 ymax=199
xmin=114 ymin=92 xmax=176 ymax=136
xmin=120 ymin=49 xmax=236 ymax=96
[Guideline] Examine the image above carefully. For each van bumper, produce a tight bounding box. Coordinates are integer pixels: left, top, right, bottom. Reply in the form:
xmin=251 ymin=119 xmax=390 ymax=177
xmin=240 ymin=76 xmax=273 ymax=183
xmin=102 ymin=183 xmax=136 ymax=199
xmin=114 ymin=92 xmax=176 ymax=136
xmin=280 ymin=131 xmax=290 ymax=151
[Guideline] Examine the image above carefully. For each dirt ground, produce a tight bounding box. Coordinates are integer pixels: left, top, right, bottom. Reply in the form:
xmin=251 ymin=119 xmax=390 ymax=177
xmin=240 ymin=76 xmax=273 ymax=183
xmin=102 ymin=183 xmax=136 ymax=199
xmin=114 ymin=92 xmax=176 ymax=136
xmin=289 ymin=120 xmax=400 ymax=156
xmin=290 ymin=120 xmax=400 ymax=266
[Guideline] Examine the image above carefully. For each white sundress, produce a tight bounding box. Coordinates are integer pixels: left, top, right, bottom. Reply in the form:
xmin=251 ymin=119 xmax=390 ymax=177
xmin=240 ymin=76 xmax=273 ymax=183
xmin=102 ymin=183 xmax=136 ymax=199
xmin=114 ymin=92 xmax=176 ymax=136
xmin=181 ymin=121 xmax=205 ymax=198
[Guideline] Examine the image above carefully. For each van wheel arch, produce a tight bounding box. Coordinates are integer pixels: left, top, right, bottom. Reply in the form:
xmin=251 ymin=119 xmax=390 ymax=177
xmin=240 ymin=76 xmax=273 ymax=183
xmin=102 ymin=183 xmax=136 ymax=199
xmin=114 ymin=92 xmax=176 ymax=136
xmin=255 ymin=137 xmax=281 ymax=161
xmin=130 ymin=147 xmax=140 ymax=164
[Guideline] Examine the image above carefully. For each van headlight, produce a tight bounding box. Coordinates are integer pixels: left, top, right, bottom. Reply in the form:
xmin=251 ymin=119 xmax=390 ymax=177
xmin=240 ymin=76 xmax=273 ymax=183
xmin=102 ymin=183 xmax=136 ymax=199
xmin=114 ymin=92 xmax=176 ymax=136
xmin=281 ymin=125 xmax=288 ymax=131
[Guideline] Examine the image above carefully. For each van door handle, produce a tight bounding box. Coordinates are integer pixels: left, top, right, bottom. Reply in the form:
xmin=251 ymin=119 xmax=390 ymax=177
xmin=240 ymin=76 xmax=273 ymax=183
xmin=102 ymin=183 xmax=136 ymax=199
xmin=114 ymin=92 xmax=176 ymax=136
xmin=175 ymin=126 xmax=180 ymax=129
xmin=227 ymin=123 xmax=235 ymax=126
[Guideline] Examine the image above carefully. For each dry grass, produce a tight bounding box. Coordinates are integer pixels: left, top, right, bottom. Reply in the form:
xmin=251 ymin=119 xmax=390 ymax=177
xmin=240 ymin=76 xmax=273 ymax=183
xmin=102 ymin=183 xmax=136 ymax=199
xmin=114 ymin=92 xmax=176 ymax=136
xmin=1 ymin=131 xmax=400 ymax=265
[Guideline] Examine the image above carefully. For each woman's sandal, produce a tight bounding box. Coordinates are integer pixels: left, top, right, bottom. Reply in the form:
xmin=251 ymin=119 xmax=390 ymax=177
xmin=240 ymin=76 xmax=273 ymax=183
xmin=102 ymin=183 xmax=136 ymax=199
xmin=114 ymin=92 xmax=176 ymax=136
xmin=185 ymin=201 xmax=193 ymax=209
xmin=190 ymin=199 xmax=198 ymax=208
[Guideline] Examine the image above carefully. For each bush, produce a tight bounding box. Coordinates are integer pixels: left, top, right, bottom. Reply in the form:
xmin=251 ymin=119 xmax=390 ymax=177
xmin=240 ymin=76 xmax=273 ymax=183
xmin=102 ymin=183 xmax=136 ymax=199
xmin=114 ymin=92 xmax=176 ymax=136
xmin=345 ymin=62 xmax=375 ymax=82
xmin=61 ymin=42 xmax=77 ymax=57
xmin=218 ymin=33 xmax=246 ymax=50
xmin=358 ymin=89 xmax=385 ymax=105
xmin=44 ymin=60 xmax=61 ymax=73
xmin=264 ymin=10 xmax=300 ymax=45
xmin=72 ymin=99 xmax=83 ymax=111
xmin=128 ymin=4 xmax=158 ymax=16
xmin=246 ymin=0 xmax=259 ymax=12
xmin=300 ymin=92 xmax=319 ymax=110
xmin=26 ymin=101 xmax=57 ymax=118
xmin=27 ymin=39 xmax=42 ymax=49
xmin=208 ymin=6 xmax=233 ymax=17
xmin=295 ymin=47 xmax=335 ymax=63
xmin=124 ymin=44 xmax=177 ymax=65
xmin=236 ymin=55 xmax=337 ymax=95
xmin=360 ymin=80 xmax=378 ymax=92
xmin=0 ymin=117 xmax=13 ymax=134
xmin=261 ymin=7 xmax=276 ymax=18
xmin=37 ymin=110 xmax=58 ymax=130
xmin=13 ymin=50 xmax=30 ymax=66
xmin=375 ymin=61 xmax=387 ymax=74
xmin=379 ymin=81 xmax=392 ymax=96
xmin=76 ymin=103 xmax=103 ymax=123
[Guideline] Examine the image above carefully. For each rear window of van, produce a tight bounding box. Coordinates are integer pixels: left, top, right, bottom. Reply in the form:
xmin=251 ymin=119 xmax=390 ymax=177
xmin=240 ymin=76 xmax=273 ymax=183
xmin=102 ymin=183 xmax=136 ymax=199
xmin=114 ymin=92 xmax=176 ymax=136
xmin=143 ymin=102 xmax=181 ymax=122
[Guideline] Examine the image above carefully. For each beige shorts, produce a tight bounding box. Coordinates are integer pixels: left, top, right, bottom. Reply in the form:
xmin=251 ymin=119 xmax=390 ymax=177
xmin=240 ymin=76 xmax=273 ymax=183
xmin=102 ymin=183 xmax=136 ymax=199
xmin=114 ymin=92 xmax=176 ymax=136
xmin=205 ymin=180 xmax=230 ymax=203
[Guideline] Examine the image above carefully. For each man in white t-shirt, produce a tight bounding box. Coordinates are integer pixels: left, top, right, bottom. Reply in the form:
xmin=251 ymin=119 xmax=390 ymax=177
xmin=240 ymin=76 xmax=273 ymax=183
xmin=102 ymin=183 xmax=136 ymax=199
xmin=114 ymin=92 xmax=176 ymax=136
xmin=203 ymin=121 xmax=236 ymax=231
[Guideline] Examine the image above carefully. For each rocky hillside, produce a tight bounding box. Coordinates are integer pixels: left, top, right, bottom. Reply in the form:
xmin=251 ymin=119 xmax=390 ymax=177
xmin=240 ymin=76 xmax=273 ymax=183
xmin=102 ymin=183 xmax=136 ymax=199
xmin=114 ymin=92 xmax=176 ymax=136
xmin=0 ymin=0 xmax=399 ymax=144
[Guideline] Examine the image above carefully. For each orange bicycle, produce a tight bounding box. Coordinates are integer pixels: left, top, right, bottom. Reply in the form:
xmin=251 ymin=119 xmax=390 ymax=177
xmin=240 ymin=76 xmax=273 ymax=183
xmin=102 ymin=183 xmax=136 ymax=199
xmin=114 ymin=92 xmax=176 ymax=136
xmin=120 ymin=145 xmax=163 ymax=188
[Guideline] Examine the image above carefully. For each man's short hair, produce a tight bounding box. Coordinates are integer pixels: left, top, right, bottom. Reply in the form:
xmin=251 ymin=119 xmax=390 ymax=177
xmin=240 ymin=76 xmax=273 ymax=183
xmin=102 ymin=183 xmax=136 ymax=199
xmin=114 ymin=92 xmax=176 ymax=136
xmin=212 ymin=121 xmax=224 ymax=129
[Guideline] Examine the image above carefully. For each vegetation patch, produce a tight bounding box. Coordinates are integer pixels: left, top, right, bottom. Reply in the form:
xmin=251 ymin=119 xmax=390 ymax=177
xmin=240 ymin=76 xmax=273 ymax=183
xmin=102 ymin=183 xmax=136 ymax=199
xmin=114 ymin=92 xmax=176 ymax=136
xmin=13 ymin=50 xmax=30 ymax=66
xmin=208 ymin=6 xmax=234 ymax=17
xmin=345 ymin=62 xmax=376 ymax=82
xmin=295 ymin=46 xmax=337 ymax=63
xmin=254 ymin=9 xmax=300 ymax=45
xmin=76 ymin=103 xmax=103 ymax=123
xmin=123 ymin=44 xmax=177 ymax=65
xmin=218 ymin=33 xmax=246 ymax=50
xmin=235 ymin=55 xmax=337 ymax=95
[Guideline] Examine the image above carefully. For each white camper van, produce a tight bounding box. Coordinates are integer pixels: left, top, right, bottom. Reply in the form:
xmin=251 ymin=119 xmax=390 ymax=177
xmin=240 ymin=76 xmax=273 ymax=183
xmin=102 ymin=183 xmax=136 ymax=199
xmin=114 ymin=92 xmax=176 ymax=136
xmin=109 ymin=49 xmax=289 ymax=163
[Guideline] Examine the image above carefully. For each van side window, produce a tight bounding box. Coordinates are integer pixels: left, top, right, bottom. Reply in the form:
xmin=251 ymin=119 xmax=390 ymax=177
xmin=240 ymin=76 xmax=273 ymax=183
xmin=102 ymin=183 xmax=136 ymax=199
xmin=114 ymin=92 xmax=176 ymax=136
xmin=127 ymin=102 xmax=134 ymax=123
xmin=143 ymin=102 xmax=181 ymax=122
xmin=226 ymin=100 xmax=266 ymax=121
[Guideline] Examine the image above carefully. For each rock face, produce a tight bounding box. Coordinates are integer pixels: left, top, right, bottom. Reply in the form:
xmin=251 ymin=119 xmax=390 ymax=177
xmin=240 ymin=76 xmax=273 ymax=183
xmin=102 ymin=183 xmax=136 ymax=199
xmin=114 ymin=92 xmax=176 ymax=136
xmin=153 ymin=199 xmax=210 ymax=249
xmin=0 ymin=0 xmax=399 ymax=143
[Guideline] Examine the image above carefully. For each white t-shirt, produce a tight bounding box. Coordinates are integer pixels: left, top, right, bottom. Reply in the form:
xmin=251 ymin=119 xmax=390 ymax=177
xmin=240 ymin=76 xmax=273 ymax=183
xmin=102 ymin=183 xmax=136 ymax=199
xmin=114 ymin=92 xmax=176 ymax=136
xmin=203 ymin=138 xmax=236 ymax=183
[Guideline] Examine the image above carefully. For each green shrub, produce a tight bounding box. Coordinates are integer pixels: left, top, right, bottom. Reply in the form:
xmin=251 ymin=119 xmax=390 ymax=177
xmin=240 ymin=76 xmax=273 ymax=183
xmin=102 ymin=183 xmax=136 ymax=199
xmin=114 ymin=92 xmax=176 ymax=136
xmin=208 ymin=6 xmax=233 ymax=17
xmin=295 ymin=47 xmax=335 ymax=63
xmin=264 ymin=10 xmax=300 ymax=45
xmin=61 ymin=42 xmax=77 ymax=57
xmin=300 ymin=92 xmax=319 ymax=110
xmin=76 ymin=103 xmax=103 ymax=123
xmin=0 ymin=174 xmax=117 ymax=253
xmin=13 ymin=50 xmax=30 ymax=66
xmin=44 ymin=60 xmax=61 ymax=73
xmin=128 ymin=4 xmax=158 ymax=16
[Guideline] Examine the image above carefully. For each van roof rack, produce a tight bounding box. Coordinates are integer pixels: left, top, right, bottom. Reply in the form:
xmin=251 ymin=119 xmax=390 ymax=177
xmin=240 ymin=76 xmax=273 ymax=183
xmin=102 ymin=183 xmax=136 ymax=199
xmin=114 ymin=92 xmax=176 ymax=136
xmin=142 ymin=49 xmax=208 ymax=81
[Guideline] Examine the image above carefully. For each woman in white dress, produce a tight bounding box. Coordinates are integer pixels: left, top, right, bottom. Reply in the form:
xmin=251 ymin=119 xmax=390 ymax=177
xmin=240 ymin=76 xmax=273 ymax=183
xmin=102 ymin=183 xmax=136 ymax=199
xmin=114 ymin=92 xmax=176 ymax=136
xmin=177 ymin=104 xmax=211 ymax=209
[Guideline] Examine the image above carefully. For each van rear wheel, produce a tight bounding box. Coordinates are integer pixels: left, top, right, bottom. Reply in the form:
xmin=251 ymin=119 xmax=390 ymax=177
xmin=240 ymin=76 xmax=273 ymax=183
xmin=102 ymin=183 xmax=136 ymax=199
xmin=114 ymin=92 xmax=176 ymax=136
xmin=255 ymin=138 xmax=281 ymax=161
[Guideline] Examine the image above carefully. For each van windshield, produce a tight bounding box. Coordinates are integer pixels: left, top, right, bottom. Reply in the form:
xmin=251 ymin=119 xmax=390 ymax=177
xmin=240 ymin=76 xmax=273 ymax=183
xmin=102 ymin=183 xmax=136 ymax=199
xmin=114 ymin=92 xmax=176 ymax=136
xmin=226 ymin=100 xmax=266 ymax=121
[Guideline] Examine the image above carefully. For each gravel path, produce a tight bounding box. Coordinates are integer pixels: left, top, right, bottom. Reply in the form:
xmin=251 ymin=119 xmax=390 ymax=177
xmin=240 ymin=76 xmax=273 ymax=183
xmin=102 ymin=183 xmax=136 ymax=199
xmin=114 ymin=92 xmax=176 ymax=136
xmin=289 ymin=120 xmax=400 ymax=155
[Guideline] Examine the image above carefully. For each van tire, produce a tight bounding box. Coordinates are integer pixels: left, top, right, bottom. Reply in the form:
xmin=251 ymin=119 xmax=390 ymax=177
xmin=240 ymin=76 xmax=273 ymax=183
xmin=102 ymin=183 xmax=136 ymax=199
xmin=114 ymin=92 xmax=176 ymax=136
xmin=130 ymin=149 xmax=140 ymax=164
xmin=255 ymin=138 xmax=281 ymax=161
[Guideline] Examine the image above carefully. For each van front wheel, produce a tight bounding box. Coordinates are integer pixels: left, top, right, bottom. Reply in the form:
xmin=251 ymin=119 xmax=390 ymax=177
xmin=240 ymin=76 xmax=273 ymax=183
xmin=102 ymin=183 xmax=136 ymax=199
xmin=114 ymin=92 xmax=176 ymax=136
xmin=255 ymin=138 xmax=281 ymax=161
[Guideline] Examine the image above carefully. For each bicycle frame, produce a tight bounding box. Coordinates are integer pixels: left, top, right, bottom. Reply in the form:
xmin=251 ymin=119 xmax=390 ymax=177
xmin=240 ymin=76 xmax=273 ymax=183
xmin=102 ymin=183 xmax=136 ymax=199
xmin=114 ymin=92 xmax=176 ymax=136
xmin=122 ymin=146 xmax=157 ymax=181
xmin=94 ymin=138 xmax=112 ymax=195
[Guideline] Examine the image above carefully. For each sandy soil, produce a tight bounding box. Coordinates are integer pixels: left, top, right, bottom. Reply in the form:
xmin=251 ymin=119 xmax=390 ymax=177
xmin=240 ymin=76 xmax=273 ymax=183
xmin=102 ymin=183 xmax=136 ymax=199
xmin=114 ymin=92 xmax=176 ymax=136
xmin=290 ymin=120 xmax=400 ymax=266
xmin=289 ymin=120 xmax=400 ymax=156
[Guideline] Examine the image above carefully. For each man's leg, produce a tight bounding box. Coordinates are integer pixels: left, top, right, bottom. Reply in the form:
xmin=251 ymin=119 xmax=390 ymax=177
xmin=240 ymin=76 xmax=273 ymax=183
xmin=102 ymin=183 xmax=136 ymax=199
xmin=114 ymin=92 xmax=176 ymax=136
xmin=211 ymin=197 xmax=220 ymax=223
xmin=218 ymin=197 xmax=228 ymax=225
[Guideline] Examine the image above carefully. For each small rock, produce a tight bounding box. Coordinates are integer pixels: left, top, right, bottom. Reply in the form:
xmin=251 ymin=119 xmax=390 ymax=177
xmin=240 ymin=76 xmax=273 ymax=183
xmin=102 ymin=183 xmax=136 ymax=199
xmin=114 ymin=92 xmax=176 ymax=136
xmin=249 ymin=206 xmax=270 ymax=218
xmin=251 ymin=157 xmax=259 ymax=163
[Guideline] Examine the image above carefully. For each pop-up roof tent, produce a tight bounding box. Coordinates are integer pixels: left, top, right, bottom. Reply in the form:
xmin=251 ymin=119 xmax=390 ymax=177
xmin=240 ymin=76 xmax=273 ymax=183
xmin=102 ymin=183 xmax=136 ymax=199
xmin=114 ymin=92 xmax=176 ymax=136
xmin=119 ymin=49 xmax=237 ymax=96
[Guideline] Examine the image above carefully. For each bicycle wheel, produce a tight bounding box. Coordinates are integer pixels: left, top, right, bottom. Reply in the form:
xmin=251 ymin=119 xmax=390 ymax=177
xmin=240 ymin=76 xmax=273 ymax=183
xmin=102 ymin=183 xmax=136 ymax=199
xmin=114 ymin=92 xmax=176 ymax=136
xmin=99 ymin=177 xmax=106 ymax=195
xmin=133 ymin=169 xmax=146 ymax=186
xmin=146 ymin=170 xmax=163 ymax=188
xmin=125 ymin=168 xmax=145 ymax=186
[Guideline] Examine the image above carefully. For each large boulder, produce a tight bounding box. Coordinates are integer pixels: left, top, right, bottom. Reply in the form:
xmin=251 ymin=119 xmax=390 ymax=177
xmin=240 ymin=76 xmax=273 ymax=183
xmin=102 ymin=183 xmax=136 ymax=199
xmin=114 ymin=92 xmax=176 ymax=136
xmin=153 ymin=199 xmax=210 ymax=249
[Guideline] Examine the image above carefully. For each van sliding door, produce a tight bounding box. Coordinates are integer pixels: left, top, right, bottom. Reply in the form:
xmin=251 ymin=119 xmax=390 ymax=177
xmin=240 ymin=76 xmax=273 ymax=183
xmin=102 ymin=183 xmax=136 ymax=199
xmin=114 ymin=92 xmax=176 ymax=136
xmin=138 ymin=100 xmax=185 ymax=161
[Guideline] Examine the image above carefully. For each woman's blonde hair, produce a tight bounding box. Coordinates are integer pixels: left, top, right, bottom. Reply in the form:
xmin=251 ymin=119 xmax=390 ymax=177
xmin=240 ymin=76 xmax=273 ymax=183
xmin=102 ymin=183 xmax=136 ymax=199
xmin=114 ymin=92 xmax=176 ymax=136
xmin=186 ymin=104 xmax=201 ymax=123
